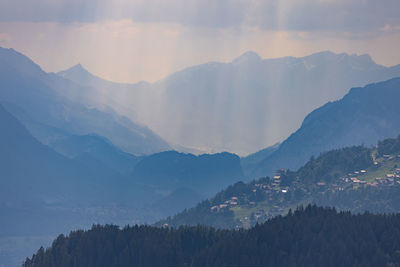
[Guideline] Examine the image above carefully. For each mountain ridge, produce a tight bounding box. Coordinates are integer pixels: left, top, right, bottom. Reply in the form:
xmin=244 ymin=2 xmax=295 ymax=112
xmin=57 ymin=50 xmax=400 ymax=155
xmin=253 ymin=77 xmax=400 ymax=177
xmin=0 ymin=46 xmax=170 ymax=155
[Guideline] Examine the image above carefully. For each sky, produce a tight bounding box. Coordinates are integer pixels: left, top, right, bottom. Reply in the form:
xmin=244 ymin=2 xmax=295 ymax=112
xmin=0 ymin=0 xmax=399 ymax=83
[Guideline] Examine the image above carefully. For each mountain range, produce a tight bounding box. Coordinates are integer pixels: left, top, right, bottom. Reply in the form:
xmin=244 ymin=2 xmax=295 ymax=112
xmin=2 ymin=46 xmax=400 ymax=266
xmin=0 ymin=102 xmax=245 ymax=266
xmin=58 ymin=51 xmax=400 ymax=154
xmin=0 ymin=47 xmax=170 ymax=155
xmin=250 ymin=77 xmax=400 ymax=177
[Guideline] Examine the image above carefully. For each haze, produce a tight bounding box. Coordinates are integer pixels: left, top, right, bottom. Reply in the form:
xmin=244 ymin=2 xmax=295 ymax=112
xmin=0 ymin=0 xmax=399 ymax=83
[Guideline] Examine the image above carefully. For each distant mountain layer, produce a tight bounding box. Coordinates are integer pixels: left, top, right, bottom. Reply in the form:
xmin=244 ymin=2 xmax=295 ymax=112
xmin=132 ymin=150 xmax=244 ymax=216
xmin=0 ymin=103 xmax=163 ymax=266
xmin=253 ymin=77 xmax=400 ymax=177
xmin=50 ymin=134 xmax=141 ymax=176
xmin=240 ymin=142 xmax=280 ymax=176
xmin=0 ymin=104 xmax=138 ymax=235
xmin=0 ymin=46 xmax=170 ymax=155
xmin=58 ymin=51 xmax=400 ymax=154
xmin=0 ymin=103 xmax=245 ymax=265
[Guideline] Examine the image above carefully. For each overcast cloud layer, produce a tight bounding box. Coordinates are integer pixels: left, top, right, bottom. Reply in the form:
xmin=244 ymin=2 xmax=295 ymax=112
xmin=1 ymin=0 xmax=400 ymax=32
xmin=0 ymin=0 xmax=399 ymax=83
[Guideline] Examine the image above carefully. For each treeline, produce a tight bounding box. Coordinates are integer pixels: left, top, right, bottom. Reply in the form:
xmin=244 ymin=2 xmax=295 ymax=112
xmin=378 ymin=134 xmax=400 ymax=156
xmin=24 ymin=205 xmax=400 ymax=267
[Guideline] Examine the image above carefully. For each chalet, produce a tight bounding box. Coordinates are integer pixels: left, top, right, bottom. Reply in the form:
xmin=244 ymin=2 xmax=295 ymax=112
xmin=274 ymin=169 xmax=284 ymax=177
xmin=219 ymin=204 xmax=228 ymax=209
xmin=210 ymin=206 xmax=219 ymax=211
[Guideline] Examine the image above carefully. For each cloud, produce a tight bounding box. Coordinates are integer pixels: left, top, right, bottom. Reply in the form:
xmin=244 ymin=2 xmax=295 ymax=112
xmin=1 ymin=0 xmax=399 ymax=33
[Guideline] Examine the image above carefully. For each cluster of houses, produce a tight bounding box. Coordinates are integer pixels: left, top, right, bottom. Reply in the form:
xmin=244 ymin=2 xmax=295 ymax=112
xmin=210 ymin=196 xmax=239 ymax=212
xmin=209 ymin=155 xmax=400 ymax=227
xmin=210 ymin=169 xmax=291 ymax=212
xmin=342 ymin=167 xmax=400 ymax=187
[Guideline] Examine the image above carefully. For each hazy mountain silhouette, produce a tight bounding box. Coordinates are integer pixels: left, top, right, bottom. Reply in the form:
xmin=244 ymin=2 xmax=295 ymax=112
xmin=50 ymin=134 xmax=142 ymax=175
xmin=253 ymin=77 xmax=400 ymax=177
xmin=0 ymin=103 xmax=166 ymax=266
xmin=0 ymin=47 xmax=169 ymax=155
xmin=59 ymin=51 xmax=400 ymax=154
xmin=132 ymin=150 xmax=244 ymax=199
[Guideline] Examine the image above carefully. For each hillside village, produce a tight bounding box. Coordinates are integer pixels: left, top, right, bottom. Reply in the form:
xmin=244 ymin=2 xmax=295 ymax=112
xmin=205 ymin=149 xmax=400 ymax=228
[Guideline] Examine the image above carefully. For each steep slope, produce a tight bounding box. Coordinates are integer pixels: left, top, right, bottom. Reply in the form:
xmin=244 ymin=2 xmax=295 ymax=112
xmin=0 ymin=104 xmax=125 ymax=236
xmin=253 ymin=77 xmax=400 ymax=177
xmin=0 ymin=104 xmax=158 ymax=266
xmin=0 ymin=47 xmax=169 ymax=155
xmin=59 ymin=51 xmax=400 ymax=154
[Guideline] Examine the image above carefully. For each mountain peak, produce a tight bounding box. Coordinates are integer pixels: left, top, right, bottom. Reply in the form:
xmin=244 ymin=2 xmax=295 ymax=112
xmin=62 ymin=63 xmax=89 ymax=74
xmin=232 ymin=51 xmax=262 ymax=65
xmin=57 ymin=63 xmax=96 ymax=83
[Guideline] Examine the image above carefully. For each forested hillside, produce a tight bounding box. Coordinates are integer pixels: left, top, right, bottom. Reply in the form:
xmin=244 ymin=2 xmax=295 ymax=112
xmin=159 ymin=134 xmax=400 ymax=228
xmin=24 ymin=205 xmax=400 ymax=267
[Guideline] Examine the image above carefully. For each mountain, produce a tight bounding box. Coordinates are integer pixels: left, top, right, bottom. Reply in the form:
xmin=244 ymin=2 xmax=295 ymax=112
xmin=58 ymin=51 xmax=400 ymax=154
xmin=0 ymin=104 xmax=162 ymax=266
xmin=131 ymin=151 xmax=244 ymax=216
xmin=50 ymin=134 xmax=141 ymax=175
xmin=58 ymin=63 xmax=150 ymax=91
xmin=150 ymin=187 xmax=205 ymax=217
xmin=24 ymin=206 xmax=400 ymax=267
xmin=253 ymin=77 xmax=400 ymax=177
xmin=0 ymin=100 xmax=243 ymax=265
xmin=158 ymin=134 xmax=400 ymax=229
xmin=0 ymin=46 xmax=170 ymax=155
xmin=240 ymin=142 xmax=280 ymax=176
